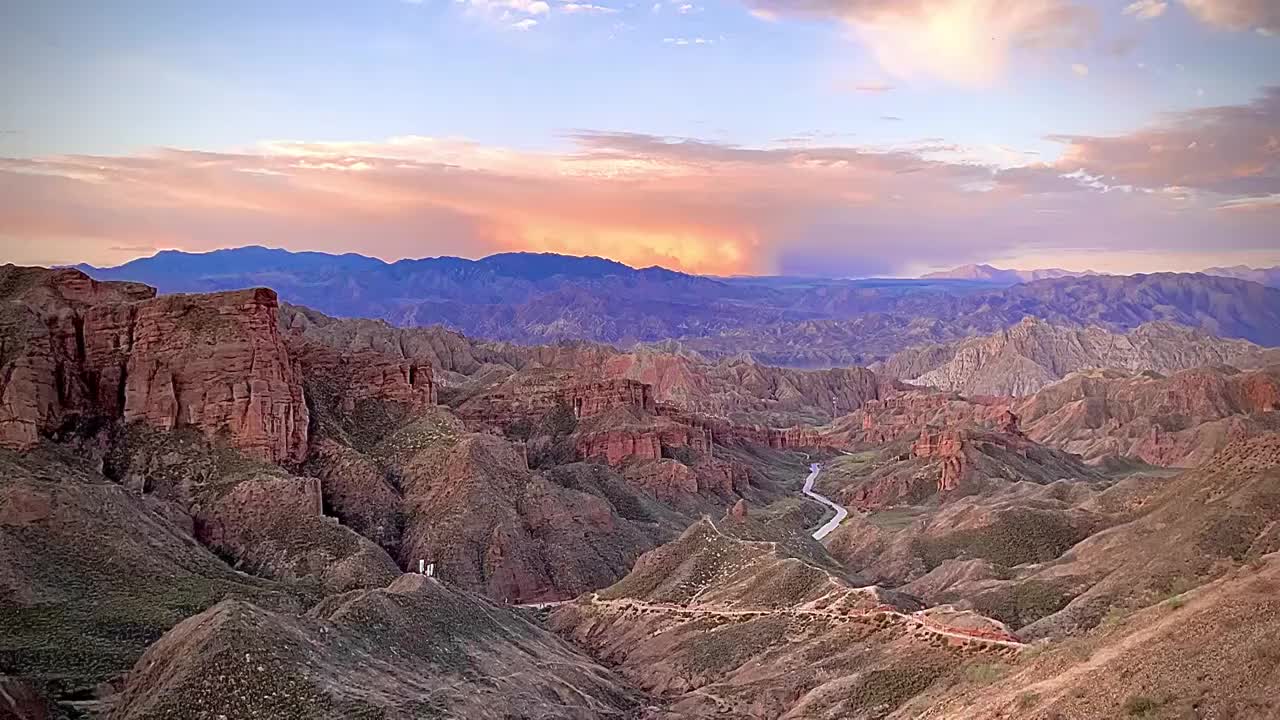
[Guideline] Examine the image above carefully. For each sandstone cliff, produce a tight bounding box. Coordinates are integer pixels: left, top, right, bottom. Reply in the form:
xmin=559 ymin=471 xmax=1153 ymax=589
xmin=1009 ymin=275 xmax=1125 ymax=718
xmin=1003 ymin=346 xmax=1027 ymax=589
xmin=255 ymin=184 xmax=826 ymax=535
xmin=1 ymin=266 xmax=309 ymax=465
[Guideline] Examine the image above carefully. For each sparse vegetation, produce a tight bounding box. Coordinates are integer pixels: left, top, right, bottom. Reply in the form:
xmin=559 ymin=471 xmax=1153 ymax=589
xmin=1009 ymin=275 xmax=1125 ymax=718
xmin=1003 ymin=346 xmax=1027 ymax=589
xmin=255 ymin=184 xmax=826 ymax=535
xmin=914 ymin=509 xmax=1088 ymax=569
xmin=1100 ymin=606 xmax=1131 ymax=628
xmin=1123 ymin=695 xmax=1162 ymax=718
xmin=844 ymin=661 xmax=946 ymax=714
xmin=963 ymin=663 xmax=1007 ymax=685
xmin=970 ymin=580 xmax=1076 ymax=629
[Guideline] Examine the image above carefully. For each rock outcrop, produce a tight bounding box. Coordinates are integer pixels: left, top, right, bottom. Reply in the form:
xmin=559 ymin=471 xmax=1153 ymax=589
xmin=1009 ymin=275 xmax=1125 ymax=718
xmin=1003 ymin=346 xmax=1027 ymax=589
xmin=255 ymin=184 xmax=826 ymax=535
xmin=0 ymin=266 xmax=309 ymax=465
xmin=913 ymin=430 xmax=967 ymax=493
xmin=881 ymin=317 xmax=1275 ymax=397
xmin=192 ymin=472 xmax=400 ymax=594
xmin=575 ymin=428 xmax=662 ymax=465
xmin=396 ymin=433 xmax=665 ymax=603
xmin=1015 ymin=365 xmax=1280 ymax=466
xmin=830 ymin=390 xmax=1013 ymax=445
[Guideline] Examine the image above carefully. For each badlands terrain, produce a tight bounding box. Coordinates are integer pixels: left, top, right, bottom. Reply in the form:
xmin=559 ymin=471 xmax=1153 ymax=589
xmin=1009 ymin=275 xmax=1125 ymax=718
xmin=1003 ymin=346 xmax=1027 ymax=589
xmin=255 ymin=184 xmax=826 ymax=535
xmin=2 ymin=252 xmax=1280 ymax=719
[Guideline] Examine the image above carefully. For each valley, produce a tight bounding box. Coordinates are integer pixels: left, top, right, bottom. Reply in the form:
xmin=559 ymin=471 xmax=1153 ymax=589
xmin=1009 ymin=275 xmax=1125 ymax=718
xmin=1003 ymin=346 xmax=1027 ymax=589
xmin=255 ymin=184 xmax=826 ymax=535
xmin=2 ymin=257 xmax=1279 ymax=719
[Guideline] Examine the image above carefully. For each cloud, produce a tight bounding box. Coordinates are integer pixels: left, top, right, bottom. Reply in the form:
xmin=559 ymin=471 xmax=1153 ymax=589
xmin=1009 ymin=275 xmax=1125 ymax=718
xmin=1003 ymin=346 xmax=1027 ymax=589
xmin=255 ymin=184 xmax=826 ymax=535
xmin=1180 ymin=0 xmax=1280 ymax=34
xmin=560 ymin=2 xmax=619 ymax=13
xmin=455 ymin=0 xmax=550 ymax=23
xmin=851 ymin=81 xmax=895 ymax=93
xmin=1071 ymin=63 xmax=1089 ymax=76
xmin=1123 ymin=0 xmax=1168 ymax=19
xmin=1051 ymin=85 xmax=1280 ymax=195
xmin=1 ymin=118 xmax=1276 ymax=274
xmin=743 ymin=0 xmax=1097 ymax=86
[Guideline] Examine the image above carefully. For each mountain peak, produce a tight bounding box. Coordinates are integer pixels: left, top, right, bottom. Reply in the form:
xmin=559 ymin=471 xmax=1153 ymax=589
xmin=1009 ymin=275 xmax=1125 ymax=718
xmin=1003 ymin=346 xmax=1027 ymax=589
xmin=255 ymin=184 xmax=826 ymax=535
xmin=921 ymin=264 xmax=1098 ymax=283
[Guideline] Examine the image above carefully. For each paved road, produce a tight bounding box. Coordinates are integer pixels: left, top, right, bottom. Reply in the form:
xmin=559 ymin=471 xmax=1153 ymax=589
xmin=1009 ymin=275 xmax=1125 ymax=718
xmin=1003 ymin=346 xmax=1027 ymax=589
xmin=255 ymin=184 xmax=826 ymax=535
xmin=802 ymin=463 xmax=849 ymax=541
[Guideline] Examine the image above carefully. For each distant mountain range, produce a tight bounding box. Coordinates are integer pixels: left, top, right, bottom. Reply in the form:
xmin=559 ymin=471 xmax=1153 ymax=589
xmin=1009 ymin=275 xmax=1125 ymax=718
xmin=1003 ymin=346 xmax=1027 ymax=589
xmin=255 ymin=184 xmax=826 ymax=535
xmin=71 ymin=247 xmax=1280 ymax=365
xmin=923 ymin=262 xmax=1280 ymax=288
xmin=921 ymin=263 xmax=1100 ymax=283
xmin=1202 ymin=264 xmax=1280 ymax=287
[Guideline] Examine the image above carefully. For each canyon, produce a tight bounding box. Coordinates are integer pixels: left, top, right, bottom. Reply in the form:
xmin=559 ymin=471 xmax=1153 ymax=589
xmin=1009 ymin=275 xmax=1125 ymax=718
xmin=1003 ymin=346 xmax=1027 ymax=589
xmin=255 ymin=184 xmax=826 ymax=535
xmin=3 ymin=258 xmax=1280 ymax=719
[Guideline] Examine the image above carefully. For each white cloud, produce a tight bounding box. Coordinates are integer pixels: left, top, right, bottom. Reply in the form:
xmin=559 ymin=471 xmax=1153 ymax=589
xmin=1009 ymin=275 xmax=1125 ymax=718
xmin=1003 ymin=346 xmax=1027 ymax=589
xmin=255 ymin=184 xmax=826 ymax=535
xmin=512 ymin=17 xmax=539 ymax=29
xmin=1072 ymin=63 xmax=1089 ymax=76
xmin=561 ymin=2 xmax=619 ymax=14
xmin=745 ymin=0 xmax=1097 ymax=87
xmin=1180 ymin=0 xmax=1280 ymax=34
xmin=663 ymin=36 xmax=713 ymax=45
xmin=457 ymin=0 xmax=550 ymax=17
xmin=1123 ymin=0 xmax=1168 ymax=20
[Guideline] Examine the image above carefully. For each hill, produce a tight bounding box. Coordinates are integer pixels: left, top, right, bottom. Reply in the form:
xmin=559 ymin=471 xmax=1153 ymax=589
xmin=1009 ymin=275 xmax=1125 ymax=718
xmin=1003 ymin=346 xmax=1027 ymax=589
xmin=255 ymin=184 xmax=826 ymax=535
xmin=878 ymin=317 xmax=1276 ymax=396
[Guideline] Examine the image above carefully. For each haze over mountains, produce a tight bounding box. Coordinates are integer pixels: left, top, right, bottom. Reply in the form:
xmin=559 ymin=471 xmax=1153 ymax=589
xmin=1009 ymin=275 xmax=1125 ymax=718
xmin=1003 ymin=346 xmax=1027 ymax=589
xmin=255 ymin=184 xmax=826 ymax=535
xmin=921 ymin=264 xmax=1100 ymax=283
xmin=78 ymin=247 xmax=1280 ymax=368
xmin=923 ymin=262 xmax=1280 ymax=286
xmin=4 ymin=251 xmax=1280 ymax=719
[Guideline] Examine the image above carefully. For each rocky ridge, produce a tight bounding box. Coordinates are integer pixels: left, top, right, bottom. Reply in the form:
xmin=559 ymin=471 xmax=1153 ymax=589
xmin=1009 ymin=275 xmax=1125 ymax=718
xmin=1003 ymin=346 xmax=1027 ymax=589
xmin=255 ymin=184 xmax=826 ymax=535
xmin=879 ymin=317 xmax=1275 ymax=396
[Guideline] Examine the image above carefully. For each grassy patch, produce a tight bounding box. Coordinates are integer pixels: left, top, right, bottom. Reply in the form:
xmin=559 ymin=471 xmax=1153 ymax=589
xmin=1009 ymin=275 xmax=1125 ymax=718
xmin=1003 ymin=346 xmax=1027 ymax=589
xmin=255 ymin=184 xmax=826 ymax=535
xmin=844 ymin=661 xmax=946 ymax=714
xmin=969 ymin=580 xmax=1076 ymax=629
xmin=865 ymin=506 xmax=928 ymax=531
xmin=914 ymin=509 xmax=1087 ymax=569
xmin=963 ymin=663 xmax=1007 ymax=685
xmin=1123 ymin=695 xmax=1162 ymax=718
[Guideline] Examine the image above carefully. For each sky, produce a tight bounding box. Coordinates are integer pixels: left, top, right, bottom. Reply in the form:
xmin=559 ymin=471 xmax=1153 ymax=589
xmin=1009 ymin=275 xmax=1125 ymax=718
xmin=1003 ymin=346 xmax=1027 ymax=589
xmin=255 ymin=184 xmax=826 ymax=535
xmin=1 ymin=0 xmax=1278 ymax=277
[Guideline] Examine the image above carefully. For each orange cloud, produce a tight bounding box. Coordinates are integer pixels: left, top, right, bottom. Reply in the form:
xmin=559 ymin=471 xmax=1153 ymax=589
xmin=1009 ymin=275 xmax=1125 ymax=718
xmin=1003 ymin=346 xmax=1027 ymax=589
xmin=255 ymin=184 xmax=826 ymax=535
xmin=1 ymin=118 xmax=1278 ymax=275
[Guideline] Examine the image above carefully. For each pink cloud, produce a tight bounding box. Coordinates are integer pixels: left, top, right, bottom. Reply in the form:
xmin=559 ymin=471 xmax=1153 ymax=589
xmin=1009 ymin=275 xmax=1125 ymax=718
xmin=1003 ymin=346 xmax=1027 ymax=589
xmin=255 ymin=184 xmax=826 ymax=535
xmin=1051 ymin=86 xmax=1280 ymax=195
xmin=1 ymin=111 xmax=1277 ymax=275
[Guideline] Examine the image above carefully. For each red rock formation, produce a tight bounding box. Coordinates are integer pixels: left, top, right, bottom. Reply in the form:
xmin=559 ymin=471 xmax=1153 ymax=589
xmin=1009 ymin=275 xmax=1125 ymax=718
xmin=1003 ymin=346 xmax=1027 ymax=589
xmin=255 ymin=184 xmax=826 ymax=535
xmin=913 ymin=430 xmax=967 ymax=493
xmin=456 ymin=372 xmax=653 ymax=432
xmin=1015 ymin=365 xmax=1280 ymax=466
xmin=621 ymin=457 xmax=750 ymax=503
xmin=834 ymin=391 xmax=1012 ymax=445
xmin=656 ymin=405 xmax=837 ymax=451
xmin=289 ymin=334 xmax=437 ymax=419
xmin=729 ymin=498 xmax=749 ymax=519
xmin=622 ymin=460 xmax=700 ymax=503
xmin=112 ymin=289 xmax=309 ymax=465
xmin=566 ymin=379 xmax=655 ymax=418
xmin=1 ymin=268 xmax=310 ymax=466
xmin=575 ymin=429 xmax=662 ymax=466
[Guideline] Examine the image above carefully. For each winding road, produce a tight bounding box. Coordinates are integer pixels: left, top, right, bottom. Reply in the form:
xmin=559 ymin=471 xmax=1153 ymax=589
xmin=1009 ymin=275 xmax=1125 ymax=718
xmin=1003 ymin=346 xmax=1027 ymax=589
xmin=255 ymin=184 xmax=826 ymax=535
xmin=802 ymin=463 xmax=849 ymax=540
